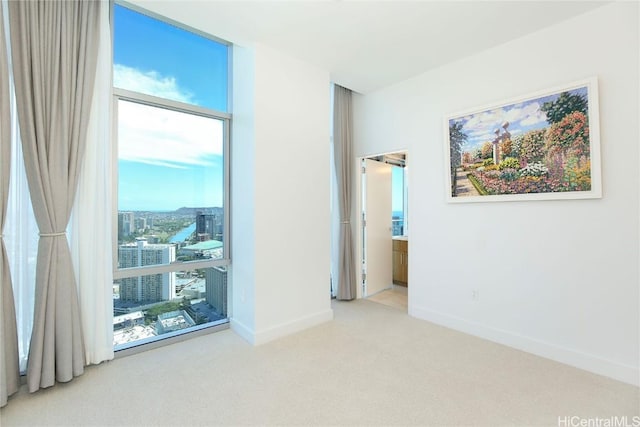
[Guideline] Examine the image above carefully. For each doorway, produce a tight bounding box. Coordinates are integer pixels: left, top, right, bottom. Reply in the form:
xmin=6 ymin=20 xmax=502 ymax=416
xmin=359 ymin=151 xmax=408 ymax=311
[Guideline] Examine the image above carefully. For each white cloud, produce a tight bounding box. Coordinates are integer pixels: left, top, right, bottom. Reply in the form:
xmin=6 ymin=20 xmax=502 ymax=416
xmin=462 ymin=101 xmax=548 ymax=136
xmin=469 ymin=130 xmax=496 ymax=142
xmin=468 ymin=129 xmax=494 ymax=138
xmin=519 ymin=110 xmax=547 ymax=127
xmin=463 ymin=109 xmax=503 ymax=132
xmin=116 ymin=67 xmax=223 ymax=167
xmin=505 ymin=102 xmax=547 ymax=127
xmin=114 ymin=64 xmax=195 ymax=104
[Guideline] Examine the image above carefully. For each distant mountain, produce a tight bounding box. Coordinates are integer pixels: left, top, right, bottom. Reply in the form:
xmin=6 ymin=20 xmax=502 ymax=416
xmin=174 ymin=207 xmax=224 ymax=215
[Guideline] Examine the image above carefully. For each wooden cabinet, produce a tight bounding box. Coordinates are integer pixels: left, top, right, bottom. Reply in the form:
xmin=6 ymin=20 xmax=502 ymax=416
xmin=392 ymin=238 xmax=408 ymax=286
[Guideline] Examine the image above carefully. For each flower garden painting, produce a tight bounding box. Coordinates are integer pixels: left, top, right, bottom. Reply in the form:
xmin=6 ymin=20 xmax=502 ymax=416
xmin=446 ymin=78 xmax=601 ymax=202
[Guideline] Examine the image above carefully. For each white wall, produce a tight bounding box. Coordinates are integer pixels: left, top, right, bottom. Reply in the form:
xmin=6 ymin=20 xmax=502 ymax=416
xmin=232 ymin=43 xmax=333 ymax=345
xmin=229 ymin=45 xmax=257 ymax=337
xmin=125 ymin=0 xmax=333 ymax=347
xmin=353 ymin=2 xmax=639 ymax=385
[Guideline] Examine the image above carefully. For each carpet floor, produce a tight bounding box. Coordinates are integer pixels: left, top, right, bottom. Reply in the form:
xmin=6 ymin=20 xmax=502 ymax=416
xmin=1 ymin=299 xmax=638 ymax=426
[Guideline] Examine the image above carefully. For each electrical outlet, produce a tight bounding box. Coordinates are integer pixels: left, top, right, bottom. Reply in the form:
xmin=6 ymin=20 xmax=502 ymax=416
xmin=471 ymin=289 xmax=479 ymax=301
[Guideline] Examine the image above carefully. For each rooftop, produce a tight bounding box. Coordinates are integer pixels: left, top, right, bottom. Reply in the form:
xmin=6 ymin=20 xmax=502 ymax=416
xmin=113 ymin=311 xmax=144 ymax=325
xmin=113 ymin=325 xmax=156 ymax=346
xmin=182 ymin=240 xmax=223 ymax=251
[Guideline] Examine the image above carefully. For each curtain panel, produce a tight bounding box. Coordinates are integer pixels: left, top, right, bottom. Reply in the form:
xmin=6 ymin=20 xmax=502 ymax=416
xmin=0 ymin=0 xmax=20 ymax=408
xmin=8 ymin=0 xmax=101 ymax=392
xmin=70 ymin=0 xmax=114 ymax=365
xmin=333 ymin=85 xmax=357 ymax=300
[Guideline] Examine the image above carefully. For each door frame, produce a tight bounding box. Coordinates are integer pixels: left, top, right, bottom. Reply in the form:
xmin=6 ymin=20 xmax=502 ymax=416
xmin=354 ymin=150 xmax=409 ymax=301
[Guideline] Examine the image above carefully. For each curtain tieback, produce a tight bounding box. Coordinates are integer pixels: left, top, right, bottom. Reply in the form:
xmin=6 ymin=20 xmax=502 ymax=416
xmin=341 ymin=221 xmax=350 ymax=224
xmin=39 ymin=231 xmax=66 ymax=237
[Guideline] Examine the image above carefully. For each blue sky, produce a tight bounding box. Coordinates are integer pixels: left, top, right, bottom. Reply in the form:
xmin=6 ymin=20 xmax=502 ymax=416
xmin=114 ymin=5 xmax=227 ymax=211
xmin=114 ymin=5 xmax=228 ymax=111
xmin=115 ymin=5 xmax=405 ymax=215
xmin=392 ymin=166 xmax=404 ymax=213
xmin=450 ymin=87 xmax=588 ymax=155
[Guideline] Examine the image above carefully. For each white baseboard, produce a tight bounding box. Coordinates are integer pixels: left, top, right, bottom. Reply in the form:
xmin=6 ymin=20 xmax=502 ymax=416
xmin=231 ymin=308 xmax=334 ymax=346
xmin=230 ymin=318 xmax=257 ymax=345
xmin=410 ymin=305 xmax=639 ymax=387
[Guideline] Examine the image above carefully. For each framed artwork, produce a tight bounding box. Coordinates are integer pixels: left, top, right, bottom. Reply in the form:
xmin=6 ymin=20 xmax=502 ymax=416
xmin=444 ymin=77 xmax=601 ymax=203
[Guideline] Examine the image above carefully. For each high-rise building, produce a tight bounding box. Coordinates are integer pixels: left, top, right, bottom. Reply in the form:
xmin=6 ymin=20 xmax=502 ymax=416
xmin=196 ymin=212 xmax=216 ymax=241
xmin=214 ymin=214 xmax=223 ymax=241
xmin=135 ymin=217 xmax=147 ymax=231
xmin=392 ymin=215 xmax=404 ymax=236
xmin=117 ymin=238 xmax=176 ymax=303
xmin=118 ymin=212 xmax=135 ymax=238
xmin=205 ymin=266 xmax=227 ymax=316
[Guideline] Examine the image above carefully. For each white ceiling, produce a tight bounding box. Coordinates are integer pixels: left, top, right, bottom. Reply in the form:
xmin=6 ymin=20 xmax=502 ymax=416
xmin=128 ymin=1 xmax=607 ymax=94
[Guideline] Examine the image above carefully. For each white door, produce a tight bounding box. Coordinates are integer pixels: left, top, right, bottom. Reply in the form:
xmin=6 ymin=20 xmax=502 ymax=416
xmin=363 ymin=158 xmax=393 ymax=297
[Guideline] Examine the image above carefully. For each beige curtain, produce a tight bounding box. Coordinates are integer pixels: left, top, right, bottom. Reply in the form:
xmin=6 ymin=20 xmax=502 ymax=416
xmin=70 ymin=0 xmax=114 ymax=365
xmin=0 ymin=1 xmax=20 ymax=408
xmin=333 ymin=85 xmax=357 ymax=300
xmin=8 ymin=1 xmax=100 ymax=392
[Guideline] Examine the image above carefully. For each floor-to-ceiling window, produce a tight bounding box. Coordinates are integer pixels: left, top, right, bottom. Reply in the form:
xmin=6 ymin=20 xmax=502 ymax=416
xmin=112 ymin=3 xmax=231 ymax=350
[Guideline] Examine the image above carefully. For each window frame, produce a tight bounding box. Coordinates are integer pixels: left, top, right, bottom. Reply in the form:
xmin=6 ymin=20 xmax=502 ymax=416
xmin=112 ymin=89 xmax=231 ymax=281
xmin=110 ymin=2 xmax=232 ymax=351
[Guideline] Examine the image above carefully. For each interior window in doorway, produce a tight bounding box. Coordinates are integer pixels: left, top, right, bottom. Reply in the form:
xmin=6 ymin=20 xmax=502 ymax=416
xmin=392 ymin=165 xmax=405 ymax=236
